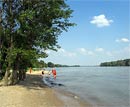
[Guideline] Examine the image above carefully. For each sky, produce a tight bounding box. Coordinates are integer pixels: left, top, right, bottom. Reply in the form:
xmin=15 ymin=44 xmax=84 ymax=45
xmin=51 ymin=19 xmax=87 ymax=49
xmin=44 ymin=0 xmax=130 ymax=65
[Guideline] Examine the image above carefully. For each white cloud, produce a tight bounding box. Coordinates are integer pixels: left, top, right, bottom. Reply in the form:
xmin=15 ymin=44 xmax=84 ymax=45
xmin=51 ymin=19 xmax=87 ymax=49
xmin=79 ymin=48 xmax=87 ymax=53
xmin=45 ymin=48 xmax=77 ymax=57
xmin=95 ymin=48 xmax=104 ymax=52
xmin=116 ymin=38 xmax=129 ymax=43
xmin=46 ymin=50 xmax=51 ymax=54
xmin=78 ymin=48 xmax=94 ymax=55
xmin=58 ymin=48 xmax=77 ymax=57
xmin=106 ymin=51 xmax=113 ymax=56
xmin=88 ymin=51 xmax=94 ymax=55
xmin=44 ymin=46 xmax=130 ymax=65
xmin=105 ymin=46 xmax=130 ymax=58
xmin=58 ymin=48 xmax=65 ymax=53
xmin=67 ymin=53 xmax=77 ymax=57
xmin=90 ymin=14 xmax=113 ymax=27
xmin=78 ymin=48 xmax=87 ymax=55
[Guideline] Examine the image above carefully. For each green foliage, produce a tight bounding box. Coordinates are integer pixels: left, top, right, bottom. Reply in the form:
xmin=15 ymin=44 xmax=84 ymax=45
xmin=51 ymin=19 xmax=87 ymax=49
xmin=47 ymin=62 xmax=80 ymax=67
xmin=47 ymin=62 xmax=55 ymax=68
xmin=32 ymin=60 xmax=47 ymax=68
xmin=0 ymin=0 xmax=75 ymax=85
xmin=55 ymin=64 xmax=80 ymax=67
xmin=100 ymin=59 xmax=130 ymax=66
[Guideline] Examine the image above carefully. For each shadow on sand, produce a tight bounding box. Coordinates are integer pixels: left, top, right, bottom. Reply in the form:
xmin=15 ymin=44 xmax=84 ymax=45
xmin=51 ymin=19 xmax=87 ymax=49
xmin=18 ymin=74 xmax=48 ymax=90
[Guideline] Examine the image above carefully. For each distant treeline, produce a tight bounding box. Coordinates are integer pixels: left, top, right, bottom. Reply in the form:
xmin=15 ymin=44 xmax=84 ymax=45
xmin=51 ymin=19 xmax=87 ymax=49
xmin=33 ymin=61 xmax=80 ymax=68
xmin=48 ymin=62 xmax=80 ymax=67
xmin=100 ymin=59 xmax=130 ymax=66
xmin=55 ymin=64 xmax=80 ymax=67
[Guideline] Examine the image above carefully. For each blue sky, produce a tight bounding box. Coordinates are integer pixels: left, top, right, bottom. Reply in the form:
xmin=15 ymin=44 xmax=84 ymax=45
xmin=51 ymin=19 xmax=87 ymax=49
xmin=44 ymin=0 xmax=130 ymax=65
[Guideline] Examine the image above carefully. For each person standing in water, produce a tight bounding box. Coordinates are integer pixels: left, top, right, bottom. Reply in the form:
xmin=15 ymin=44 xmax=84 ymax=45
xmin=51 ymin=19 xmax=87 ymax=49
xmin=52 ymin=68 xmax=57 ymax=79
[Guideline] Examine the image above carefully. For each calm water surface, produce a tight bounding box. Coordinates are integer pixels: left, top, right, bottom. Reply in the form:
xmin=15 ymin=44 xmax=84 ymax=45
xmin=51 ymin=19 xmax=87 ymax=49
xmin=45 ymin=67 xmax=130 ymax=107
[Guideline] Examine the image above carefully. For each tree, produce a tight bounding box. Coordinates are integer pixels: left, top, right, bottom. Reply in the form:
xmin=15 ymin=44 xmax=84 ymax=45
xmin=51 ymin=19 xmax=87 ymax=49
xmin=100 ymin=59 xmax=130 ymax=66
xmin=0 ymin=0 xmax=75 ymax=85
xmin=47 ymin=62 xmax=55 ymax=68
xmin=32 ymin=60 xmax=47 ymax=68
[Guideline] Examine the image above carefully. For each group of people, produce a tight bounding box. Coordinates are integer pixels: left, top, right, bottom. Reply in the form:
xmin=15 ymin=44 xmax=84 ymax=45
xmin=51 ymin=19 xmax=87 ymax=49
xmin=42 ymin=68 xmax=57 ymax=79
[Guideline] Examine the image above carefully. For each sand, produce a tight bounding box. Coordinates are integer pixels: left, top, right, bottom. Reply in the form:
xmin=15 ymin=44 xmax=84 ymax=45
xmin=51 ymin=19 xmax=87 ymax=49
xmin=0 ymin=71 xmax=91 ymax=107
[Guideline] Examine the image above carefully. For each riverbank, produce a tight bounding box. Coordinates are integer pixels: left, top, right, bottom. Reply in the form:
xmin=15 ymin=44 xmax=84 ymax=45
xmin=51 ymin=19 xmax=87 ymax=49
xmin=0 ymin=71 xmax=91 ymax=107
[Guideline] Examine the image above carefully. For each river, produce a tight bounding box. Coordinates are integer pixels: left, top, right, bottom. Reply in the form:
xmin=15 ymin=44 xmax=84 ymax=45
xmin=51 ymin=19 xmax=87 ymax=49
xmin=43 ymin=67 xmax=130 ymax=107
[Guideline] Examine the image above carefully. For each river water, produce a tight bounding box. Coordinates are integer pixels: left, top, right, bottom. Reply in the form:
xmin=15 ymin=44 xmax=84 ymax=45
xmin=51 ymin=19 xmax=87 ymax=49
xmin=43 ymin=67 xmax=130 ymax=107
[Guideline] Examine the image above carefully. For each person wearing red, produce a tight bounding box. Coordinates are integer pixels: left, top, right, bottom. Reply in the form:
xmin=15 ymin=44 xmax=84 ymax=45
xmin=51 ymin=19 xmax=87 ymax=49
xmin=52 ymin=68 xmax=57 ymax=79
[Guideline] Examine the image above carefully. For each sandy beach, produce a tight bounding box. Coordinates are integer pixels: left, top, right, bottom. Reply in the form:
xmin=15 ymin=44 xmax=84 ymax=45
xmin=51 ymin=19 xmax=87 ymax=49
xmin=0 ymin=71 xmax=91 ymax=107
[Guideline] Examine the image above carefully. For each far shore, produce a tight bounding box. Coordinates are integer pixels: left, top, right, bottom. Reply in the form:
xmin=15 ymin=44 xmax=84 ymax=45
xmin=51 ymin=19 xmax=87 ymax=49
xmin=0 ymin=70 xmax=91 ymax=107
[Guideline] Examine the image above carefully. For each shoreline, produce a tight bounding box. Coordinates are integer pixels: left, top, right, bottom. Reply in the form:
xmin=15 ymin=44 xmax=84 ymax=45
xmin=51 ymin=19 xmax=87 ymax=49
xmin=32 ymin=70 xmax=92 ymax=106
xmin=0 ymin=71 xmax=91 ymax=107
xmin=54 ymin=88 xmax=92 ymax=107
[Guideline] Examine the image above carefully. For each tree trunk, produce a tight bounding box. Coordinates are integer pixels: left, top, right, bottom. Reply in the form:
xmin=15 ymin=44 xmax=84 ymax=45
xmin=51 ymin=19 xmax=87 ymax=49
xmin=18 ymin=70 xmax=26 ymax=81
xmin=3 ymin=71 xmax=9 ymax=85
xmin=18 ymin=70 xmax=22 ymax=80
xmin=9 ymin=70 xmax=18 ymax=85
xmin=3 ymin=66 xmax=10 ymax=85
xmin=22 ymin=70 xmax=26 ymax=80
